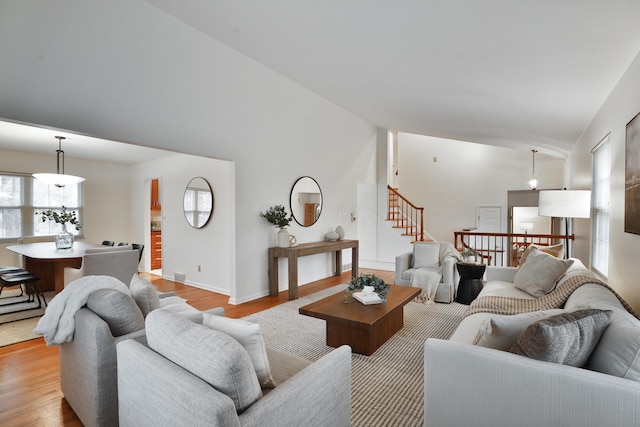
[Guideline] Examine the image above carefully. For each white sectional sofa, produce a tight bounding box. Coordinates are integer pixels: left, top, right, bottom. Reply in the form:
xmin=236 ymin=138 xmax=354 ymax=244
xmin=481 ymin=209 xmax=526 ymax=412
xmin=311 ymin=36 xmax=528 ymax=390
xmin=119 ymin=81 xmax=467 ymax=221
xmin=424 ymin=254 xmax=640 ymax=427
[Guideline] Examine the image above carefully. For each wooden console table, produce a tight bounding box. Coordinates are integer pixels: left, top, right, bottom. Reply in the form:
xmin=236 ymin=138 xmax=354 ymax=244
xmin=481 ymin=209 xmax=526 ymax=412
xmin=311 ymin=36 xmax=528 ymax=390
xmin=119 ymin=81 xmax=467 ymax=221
xmin=269 ymin=239 xmax=359 ymax=300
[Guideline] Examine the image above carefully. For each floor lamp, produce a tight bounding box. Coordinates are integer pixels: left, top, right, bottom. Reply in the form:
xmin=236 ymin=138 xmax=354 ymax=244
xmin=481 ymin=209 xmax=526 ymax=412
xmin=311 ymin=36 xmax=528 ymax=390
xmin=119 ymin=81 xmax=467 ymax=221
xmin=538 ymin=190 xmax=591 ymax=259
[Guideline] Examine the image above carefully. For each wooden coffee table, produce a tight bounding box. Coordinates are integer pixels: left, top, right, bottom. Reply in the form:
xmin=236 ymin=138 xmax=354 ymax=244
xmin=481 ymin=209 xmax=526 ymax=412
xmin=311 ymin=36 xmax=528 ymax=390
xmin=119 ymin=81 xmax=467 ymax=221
xmin=299 ymin=285 xmax=421 ymax=356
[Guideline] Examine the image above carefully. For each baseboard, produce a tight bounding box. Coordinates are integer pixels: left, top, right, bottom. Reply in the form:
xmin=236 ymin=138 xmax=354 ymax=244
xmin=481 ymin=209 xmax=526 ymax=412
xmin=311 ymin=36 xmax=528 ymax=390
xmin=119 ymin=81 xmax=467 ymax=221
xmin=359 ymin=260 xmax=394 ymax=271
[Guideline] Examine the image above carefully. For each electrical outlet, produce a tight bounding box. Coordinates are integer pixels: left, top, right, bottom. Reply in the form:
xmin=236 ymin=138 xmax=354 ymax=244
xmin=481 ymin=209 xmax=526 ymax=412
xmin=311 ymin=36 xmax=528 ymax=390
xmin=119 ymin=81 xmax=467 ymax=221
xmin=197 ymin=265 xmax=201 ymax=272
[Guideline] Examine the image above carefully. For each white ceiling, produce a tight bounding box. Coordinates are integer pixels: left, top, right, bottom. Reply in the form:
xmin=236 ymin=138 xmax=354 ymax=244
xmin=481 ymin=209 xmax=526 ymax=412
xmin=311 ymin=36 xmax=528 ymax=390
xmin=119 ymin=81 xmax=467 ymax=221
xmin=145 ymin=0 xmax=640 ymax=157
xmin=0 ymin=118 xmax=174 ymax=164
xmin=3 ymin=1 xmax=640 ymax=161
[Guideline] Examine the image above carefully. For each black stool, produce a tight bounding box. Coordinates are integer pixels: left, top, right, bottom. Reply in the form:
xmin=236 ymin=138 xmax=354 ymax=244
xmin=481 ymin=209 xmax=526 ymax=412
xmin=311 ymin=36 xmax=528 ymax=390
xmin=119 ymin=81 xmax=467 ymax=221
xmin=456 ymin=262 xmax=486 ymax=304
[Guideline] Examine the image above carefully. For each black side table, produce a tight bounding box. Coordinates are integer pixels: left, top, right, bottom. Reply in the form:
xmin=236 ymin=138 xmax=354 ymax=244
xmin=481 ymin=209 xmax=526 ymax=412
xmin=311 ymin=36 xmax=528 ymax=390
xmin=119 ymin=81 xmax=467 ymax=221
xmin=456 ymin=262 xmax=486 ymax=304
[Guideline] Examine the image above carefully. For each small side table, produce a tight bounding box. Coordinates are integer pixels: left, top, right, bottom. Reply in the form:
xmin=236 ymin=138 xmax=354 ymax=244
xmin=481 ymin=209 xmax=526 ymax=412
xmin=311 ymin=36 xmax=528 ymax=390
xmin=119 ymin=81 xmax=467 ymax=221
xmin=456 ymin=262 xmax=486 ymax=304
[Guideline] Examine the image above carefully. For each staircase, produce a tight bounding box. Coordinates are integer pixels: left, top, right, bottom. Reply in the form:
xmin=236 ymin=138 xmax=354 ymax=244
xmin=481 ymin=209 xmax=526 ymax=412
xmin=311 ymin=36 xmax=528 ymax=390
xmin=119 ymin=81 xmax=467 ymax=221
xmin=387 ymin=185 xmax=428 ymax=243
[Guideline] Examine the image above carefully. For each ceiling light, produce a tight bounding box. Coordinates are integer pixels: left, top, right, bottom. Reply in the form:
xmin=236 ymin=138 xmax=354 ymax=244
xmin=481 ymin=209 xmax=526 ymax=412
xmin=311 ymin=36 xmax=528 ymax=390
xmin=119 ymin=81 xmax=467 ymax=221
xmin=33 ymin=136 xmax=85 ymax=187
xmin=528 ymin=149 xmax=538 ymax=190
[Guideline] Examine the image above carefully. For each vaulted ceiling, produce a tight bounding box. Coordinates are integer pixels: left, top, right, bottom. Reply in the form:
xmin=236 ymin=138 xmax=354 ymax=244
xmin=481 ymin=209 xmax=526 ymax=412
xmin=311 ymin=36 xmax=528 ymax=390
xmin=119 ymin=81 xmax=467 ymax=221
xmin=146 ymin=0 xmax=640 ymax=157
xmin=2 ymin=1 xmax=640 ymax=161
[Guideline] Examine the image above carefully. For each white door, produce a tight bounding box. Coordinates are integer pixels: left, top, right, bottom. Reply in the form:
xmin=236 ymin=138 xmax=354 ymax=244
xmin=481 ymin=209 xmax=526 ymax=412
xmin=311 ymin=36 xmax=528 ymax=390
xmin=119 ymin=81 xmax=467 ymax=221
xmin=477 ymin=205 xmax=501 ymax=232
xmin=476 ymin=205 xmax=503 ymax=264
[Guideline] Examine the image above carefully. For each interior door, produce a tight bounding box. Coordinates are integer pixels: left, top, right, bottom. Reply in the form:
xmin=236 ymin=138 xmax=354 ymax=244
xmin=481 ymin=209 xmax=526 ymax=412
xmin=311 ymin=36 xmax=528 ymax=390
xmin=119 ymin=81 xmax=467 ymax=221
xmin=477 ymin=205 xmax=501 ymax=232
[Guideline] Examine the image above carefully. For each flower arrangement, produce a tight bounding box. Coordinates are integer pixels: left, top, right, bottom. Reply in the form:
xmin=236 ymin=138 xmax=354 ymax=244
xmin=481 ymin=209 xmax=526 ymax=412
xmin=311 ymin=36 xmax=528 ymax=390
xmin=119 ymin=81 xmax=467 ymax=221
xmin=259 ymin=205 xmax=293 ymax=229
xmin=35 ymin=206 xmax=82 ymax=231
xmin=347 ymin=273 xmax=390 ymax=298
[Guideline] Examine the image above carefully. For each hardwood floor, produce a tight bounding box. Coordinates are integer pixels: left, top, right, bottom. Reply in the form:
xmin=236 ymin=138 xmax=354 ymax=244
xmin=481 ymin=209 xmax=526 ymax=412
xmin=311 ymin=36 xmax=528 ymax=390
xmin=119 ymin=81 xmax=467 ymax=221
xmin=0 ymin=268 xmax=394 ymax=426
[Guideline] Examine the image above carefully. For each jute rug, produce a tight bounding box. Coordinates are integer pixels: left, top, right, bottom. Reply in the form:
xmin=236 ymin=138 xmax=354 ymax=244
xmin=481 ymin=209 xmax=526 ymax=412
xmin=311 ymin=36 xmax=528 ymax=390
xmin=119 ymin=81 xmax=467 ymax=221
xmin=0 ymin=290 xmax=54 ymax=347
xmin=246 ymin=285 xmax=467 ymax=427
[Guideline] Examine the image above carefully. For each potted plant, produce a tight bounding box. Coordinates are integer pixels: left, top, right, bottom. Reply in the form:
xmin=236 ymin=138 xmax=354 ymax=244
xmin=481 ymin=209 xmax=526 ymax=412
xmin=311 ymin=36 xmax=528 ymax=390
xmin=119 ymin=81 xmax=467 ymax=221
xmin=260 ymin=205 xmax=293 ymax=248
xmin=461 ymin=248 xmax=478 ymax=263
xmin=35 ymin=206 xmax=81 ymax=249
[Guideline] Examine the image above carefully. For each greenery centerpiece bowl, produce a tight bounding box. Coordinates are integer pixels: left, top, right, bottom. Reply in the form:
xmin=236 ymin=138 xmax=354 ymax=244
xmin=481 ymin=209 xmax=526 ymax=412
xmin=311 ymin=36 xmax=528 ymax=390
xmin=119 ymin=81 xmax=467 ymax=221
xmin=35 ymin=206 xmax=81 ymax=249
xmin=347 ymin=273 xmax=390 ymax=302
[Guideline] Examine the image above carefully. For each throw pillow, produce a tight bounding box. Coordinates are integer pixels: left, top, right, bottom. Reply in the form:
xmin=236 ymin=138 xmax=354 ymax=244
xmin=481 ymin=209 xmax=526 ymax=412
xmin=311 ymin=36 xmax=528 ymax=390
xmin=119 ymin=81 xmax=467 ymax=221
xmin=474 ymin=309 xmax=565 ymax=350
xmin=203 ymin=313 xmax=276 ymax=388
xmin=585 ymin=308 xmax=640 ymax=381
xmin=513 ymin=247 xmax=574 ymax=297
xmin=509 ymin=308 xmax=613 ymax=367
xmin=130 ymin=274 xmax=160 ymax=317
xmin=519 ymin=243 xmax=564 ymax=266
xmin=86 ymin=288 xmax=145 ymax=337
xmin=413 ymin=242 xmax=440 ymax=269
xmin=146 ymin=309 xmax=262 ymax=413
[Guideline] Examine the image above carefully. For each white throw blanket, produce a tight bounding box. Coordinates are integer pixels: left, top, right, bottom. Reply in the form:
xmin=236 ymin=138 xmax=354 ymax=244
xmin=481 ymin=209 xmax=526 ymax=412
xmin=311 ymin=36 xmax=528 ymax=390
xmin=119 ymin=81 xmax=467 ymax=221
xmin=33 ymin=275 xmax=129 ymax=346
xmin=410 ymin=268 xmax=442 ymax=301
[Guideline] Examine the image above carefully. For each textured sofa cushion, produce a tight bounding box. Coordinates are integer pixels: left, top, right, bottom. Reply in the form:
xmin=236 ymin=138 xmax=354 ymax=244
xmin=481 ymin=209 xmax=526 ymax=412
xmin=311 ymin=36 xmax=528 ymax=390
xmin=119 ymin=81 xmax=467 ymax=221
xmin=203 ymin=313 xmax=276 ymax=388
xmin=584 ymin=307 xmax=640 ymax=380
xmin=86 ymin=288 xmax=145 ymax=337
xmin=513 ymin=247 xmax=573 ymax=297
xmin=129 ymin=274 xmax=160 ymax=317
xmin=413 ymin=242 xmax=440 ymax=269
xmin=474 ymin=309 xmax=565 ymax=350
xmin=509 ymin=309 xmax=613 ymax=367
xmin=519 ymin=243 xmax=564 ymax=265
xmin=146 ymin=309 xmax=262 ymax=413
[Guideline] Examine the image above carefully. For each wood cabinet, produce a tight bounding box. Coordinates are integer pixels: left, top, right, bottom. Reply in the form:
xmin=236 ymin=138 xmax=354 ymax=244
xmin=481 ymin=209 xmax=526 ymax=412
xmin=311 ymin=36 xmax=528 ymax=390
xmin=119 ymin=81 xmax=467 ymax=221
xmin=151 ymin=179 xmax=161 ymax=211
xmin=151 ymin=231 xmax=162 ymax=270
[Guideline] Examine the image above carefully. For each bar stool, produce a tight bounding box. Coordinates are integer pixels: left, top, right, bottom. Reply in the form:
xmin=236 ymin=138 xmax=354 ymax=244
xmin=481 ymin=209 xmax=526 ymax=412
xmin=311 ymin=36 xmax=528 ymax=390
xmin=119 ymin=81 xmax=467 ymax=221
xmin=0 ymin=268 xmax=47 ymax=310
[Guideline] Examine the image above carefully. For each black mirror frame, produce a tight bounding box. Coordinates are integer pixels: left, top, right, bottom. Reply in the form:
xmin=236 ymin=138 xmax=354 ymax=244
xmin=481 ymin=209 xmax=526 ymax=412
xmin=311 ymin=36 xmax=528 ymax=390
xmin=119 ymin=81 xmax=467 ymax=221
xmin=183 ymin=177 xmax=214 ymax=229
xmin=290 ymin=176 xmax=323 ymax=227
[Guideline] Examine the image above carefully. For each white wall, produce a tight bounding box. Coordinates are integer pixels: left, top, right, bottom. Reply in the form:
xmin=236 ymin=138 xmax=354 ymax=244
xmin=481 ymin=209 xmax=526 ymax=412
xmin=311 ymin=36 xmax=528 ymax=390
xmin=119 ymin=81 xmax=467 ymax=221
xmin=129 ymin=154 xmax=234 ymax=295
xmin=0 ymin=1 xmax=377 ymax=303
xmin=570 ymin=50 xmax=640 ymax=311
xmin=0 ymin=149 xmax=132 ymax=266
xmin=396 ymin=133 xmax=565 ymax=244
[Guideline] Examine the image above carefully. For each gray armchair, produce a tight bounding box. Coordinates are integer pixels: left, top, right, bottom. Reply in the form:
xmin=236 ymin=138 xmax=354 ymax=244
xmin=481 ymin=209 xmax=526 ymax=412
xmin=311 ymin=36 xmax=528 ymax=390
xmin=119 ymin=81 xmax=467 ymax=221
xmin=59 ymin=282 xmax=223 ymax=427
xmin=395 ymin=241 xmax=461 ymax=303
xmin=117 ymin=310 xmax=352 ymax=427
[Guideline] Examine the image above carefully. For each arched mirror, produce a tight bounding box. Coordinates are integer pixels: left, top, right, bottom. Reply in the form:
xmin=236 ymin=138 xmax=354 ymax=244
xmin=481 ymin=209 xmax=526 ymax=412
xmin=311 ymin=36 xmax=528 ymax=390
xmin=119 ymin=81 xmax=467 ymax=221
xmin=290 ymin=176 xmax=322 ymax=227
xmin=183 ymin=177 xmax=214 ymax=228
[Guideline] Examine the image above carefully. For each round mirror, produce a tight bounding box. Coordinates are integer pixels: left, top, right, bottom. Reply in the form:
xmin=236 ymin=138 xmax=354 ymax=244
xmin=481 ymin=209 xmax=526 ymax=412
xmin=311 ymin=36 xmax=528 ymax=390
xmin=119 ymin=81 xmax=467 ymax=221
xmin=183 ymin=177 xmax=214 ymax=228
xmin=290 ymin=176 xmax=322 ymax=227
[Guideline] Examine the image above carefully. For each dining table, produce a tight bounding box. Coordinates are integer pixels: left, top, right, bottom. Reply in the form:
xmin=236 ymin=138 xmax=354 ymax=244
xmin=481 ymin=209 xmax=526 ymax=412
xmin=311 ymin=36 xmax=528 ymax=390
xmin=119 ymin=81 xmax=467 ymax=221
xmin=6 ymin=241 xmax=103 ymax=293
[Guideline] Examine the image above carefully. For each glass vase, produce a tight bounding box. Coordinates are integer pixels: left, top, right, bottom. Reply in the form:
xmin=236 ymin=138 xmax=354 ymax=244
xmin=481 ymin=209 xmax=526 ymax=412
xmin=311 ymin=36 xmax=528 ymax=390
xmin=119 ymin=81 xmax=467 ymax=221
xmin=54 ymin=223 xmax=74 ymax=249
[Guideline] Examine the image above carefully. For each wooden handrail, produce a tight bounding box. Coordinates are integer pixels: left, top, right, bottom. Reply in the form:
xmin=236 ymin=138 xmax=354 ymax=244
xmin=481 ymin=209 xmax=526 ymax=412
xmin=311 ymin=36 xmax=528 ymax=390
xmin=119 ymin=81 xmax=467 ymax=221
xmin=387 ymin=186 xmax=424 ymax=242
xmin=454 ymin=230 xmax=574 ymax=267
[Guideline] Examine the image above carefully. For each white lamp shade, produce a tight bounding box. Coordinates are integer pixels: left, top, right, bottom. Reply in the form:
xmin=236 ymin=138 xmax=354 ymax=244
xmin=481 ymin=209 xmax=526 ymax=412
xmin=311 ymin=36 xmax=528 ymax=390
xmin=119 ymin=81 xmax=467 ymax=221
xmin=33 ymin=173 xmax=86 ymax=186
xmin=538 ymin=190 xmax=591 ymax=218
xmin=520 ymin=222 xmax=534 ymax=231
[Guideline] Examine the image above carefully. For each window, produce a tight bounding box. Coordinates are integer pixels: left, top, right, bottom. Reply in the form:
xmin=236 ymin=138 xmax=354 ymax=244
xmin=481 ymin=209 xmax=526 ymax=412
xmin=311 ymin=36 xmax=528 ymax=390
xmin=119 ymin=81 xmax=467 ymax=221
xmin=183 ymin=186 xmax=213 ymax=228
xmin=0 ymin=172 xmax=83 ymax=242
xmin=591 ymin=135 xmax=610 ymax=277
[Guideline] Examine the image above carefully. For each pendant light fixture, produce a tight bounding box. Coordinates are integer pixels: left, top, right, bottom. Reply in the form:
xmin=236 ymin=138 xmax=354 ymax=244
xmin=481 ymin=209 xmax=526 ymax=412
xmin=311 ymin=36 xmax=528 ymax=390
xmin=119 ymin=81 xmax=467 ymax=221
xmin=528 ymin=149 xmax=538 ymax=190
xmin=33 ymin=136 xmax=86 ymax=187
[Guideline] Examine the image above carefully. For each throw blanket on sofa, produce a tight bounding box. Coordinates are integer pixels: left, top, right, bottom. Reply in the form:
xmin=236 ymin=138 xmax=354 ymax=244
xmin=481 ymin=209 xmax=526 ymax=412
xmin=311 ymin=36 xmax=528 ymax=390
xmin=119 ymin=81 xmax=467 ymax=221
xmin=465 ymin=269 xmax=638 ymax=319
xmin=34 ymin=275 xmax=129 ymax=346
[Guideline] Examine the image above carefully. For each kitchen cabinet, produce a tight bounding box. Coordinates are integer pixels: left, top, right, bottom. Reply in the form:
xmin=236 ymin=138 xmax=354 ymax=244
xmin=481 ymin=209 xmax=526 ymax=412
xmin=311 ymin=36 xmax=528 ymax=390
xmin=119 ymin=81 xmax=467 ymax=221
xmin=151 ymin=179 xmax=161 ymax=211
xmin=151 ymin=231 xmax=162 ymax=270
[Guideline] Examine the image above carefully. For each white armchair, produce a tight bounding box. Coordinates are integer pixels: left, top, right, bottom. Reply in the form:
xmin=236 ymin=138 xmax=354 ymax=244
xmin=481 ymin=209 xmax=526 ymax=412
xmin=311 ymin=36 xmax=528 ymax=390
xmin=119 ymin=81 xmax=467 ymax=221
xmin=395 ymin=242 xmax=461 ymax=303
xmin=63 ymin=245 xmax=140 ymax=287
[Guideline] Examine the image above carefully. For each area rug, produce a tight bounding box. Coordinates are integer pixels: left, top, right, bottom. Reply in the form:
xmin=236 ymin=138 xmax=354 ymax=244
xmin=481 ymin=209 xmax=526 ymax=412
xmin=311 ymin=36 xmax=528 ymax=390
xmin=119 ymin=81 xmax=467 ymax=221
xmin=0 ymin=290 xmax=54 ymax=347
xmin=246 ymin=285 xmax=467 ymax=427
